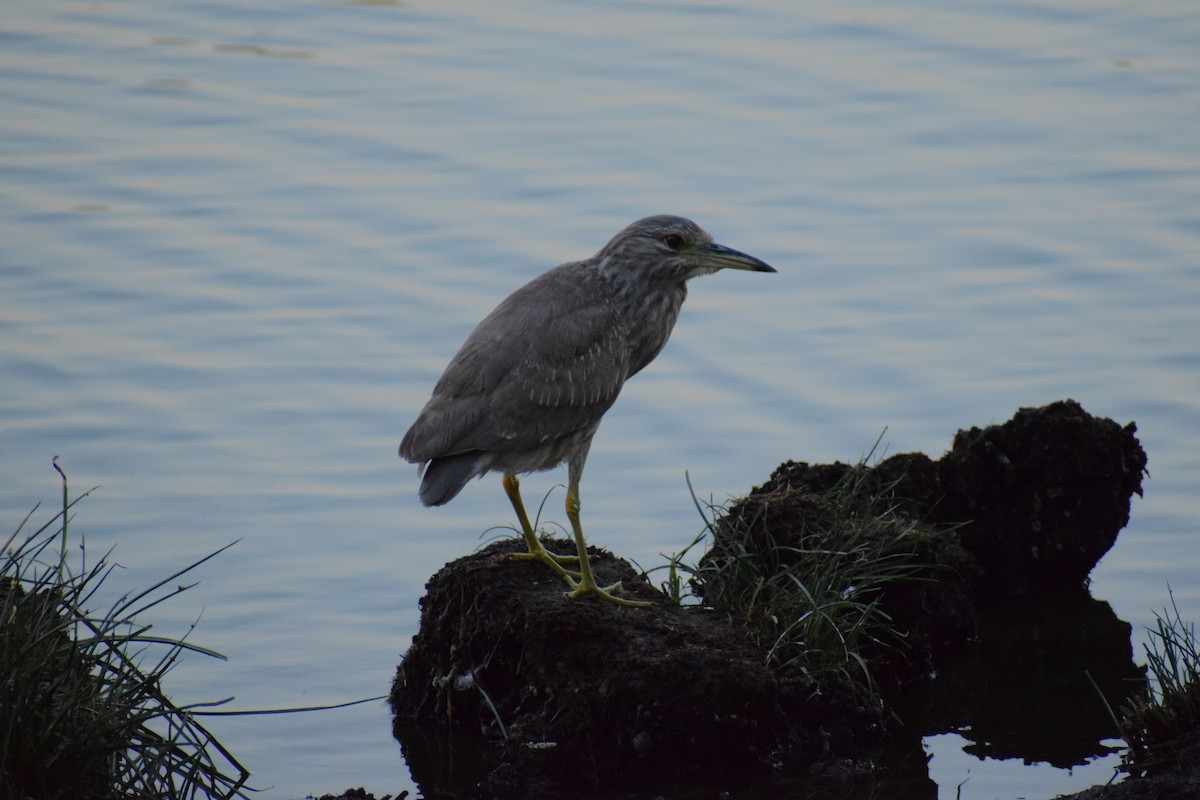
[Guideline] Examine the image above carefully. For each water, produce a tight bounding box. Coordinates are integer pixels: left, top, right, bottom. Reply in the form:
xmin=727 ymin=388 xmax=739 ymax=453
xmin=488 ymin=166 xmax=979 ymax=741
xmin=2 ymin=1 xmax=1199 ymax=797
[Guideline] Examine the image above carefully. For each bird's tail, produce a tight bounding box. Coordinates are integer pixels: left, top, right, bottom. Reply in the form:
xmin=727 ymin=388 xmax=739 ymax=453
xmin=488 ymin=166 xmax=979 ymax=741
xmin=418 ymin=452 xmax=487 ymax=506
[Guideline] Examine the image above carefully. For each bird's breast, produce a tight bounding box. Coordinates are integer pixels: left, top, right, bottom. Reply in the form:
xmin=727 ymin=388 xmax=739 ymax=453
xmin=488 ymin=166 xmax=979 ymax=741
xmin=622 ymin=286 xmax=685 ymax=377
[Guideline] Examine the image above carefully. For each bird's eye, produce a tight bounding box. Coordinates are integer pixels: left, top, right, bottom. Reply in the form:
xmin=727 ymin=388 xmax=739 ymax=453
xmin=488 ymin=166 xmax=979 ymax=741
xmin=663 ymin=233 xmax=685 ymax=251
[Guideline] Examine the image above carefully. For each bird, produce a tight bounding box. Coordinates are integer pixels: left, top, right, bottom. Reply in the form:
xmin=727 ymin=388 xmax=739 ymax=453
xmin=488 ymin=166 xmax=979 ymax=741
xmin=399 ymin=215 xmax=775 ymax=606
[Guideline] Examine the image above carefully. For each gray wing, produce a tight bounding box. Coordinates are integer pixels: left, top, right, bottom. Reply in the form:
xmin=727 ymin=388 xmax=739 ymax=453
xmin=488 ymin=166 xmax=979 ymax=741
xmin=399 ymin=263 xmax=630 ymax=464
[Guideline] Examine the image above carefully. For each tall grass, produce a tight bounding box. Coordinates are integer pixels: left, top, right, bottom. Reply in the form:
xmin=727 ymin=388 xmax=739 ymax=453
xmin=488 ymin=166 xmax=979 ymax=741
xmin=1120 ymin=590 xmax=1200 ymax=776
xmin=1 ymin=463 xmax=250 ymax=799
xmin=687 ymin=464 xmax=938 ymax=696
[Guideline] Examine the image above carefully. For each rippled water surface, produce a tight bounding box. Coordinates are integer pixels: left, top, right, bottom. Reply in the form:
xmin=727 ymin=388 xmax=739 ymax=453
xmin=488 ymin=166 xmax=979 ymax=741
xmin=3 ymin=1 xmax=1199 ymax=797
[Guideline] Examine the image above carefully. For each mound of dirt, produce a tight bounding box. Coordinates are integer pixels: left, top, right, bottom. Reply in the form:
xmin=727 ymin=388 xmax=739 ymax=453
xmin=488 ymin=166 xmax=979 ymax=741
xmin=390 ymin=399 xmax=1152 ymax=799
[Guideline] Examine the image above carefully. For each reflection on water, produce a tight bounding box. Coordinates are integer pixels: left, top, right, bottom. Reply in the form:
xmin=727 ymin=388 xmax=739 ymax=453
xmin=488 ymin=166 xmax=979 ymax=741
xmin=2 ymin=0 xmax=1199 ymax=797
xmin=920 ymin=594 xmax=1143 ymax=769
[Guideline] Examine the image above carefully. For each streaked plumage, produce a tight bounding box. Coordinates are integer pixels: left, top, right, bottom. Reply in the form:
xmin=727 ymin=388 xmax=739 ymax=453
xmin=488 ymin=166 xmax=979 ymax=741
xmin=400 ymin=215 xmax=775 ymax=605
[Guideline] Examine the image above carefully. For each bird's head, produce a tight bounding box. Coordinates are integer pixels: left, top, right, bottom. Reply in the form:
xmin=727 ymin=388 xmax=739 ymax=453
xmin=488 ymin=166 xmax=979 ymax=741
xmin=596 ymin=215 xmax=776 ymax=287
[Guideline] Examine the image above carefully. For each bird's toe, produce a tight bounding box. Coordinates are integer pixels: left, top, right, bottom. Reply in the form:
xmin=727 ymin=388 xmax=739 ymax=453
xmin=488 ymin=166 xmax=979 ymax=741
xmin=565 ymin=579 xmax=653 ymax=608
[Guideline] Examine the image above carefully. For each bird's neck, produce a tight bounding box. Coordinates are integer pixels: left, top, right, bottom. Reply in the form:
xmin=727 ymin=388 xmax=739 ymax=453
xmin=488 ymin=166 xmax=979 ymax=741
xmin=596 ymin=257 xmax=688 ymax=377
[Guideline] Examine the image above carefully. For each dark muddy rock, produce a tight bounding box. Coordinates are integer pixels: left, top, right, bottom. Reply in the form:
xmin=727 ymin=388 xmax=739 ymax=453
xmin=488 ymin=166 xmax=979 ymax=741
xmin=391 ymin=400 xmax=1151 ymax=798
xmin=390 ymin=538 xmax=887 ymax=798
xmin=749 ymin=399 xmax=1147 ymax=603
xmin=937 ymin=399 xmax=1147 ymax=600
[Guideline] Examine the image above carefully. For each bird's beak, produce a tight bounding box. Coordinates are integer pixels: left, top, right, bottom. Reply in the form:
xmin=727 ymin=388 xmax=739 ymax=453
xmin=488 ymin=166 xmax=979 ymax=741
xmin=706 ymin=242 xmax=777 ymax=273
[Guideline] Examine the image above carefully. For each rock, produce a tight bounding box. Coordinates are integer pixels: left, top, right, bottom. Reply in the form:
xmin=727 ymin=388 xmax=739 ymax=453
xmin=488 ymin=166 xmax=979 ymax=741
xmin=746 ymin=399 xmax=1147 ymax=602
xmin=390 ymin=400 xmax=1151 ymax=798
xmin=936 ymin=399 xmax=1147 ymax=599
xmin=390 ymin=538 xmax=821 ymax=797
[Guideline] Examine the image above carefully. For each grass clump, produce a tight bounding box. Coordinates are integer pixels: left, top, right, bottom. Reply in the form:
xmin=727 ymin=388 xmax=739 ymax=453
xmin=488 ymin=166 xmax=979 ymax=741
xmin=1120 ymin=590 xmax=1200 ymax=776
xmin=685 ymin=461 xmax=941 ymax=697
xmin=1 ymin=463 xmax=249 ymax=800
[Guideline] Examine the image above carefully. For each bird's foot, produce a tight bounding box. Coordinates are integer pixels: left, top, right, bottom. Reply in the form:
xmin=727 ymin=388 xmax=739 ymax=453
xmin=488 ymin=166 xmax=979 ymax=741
xmin=565 ymin=577 xmax=653 ymax=608
xmin=508 ymin=545 xmax=582 ymax=580
xmin=509 ymin=533 xmax=650 ymax=606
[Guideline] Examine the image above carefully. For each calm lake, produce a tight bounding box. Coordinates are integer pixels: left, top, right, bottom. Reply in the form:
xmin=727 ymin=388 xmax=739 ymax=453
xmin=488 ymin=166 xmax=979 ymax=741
xmin=2 ymin=0 xmax=1198 ymax=797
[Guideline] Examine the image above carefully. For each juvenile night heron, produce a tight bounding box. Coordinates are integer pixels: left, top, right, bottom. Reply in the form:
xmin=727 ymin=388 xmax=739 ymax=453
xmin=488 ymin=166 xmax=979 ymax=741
xmin=400 ymin=215 xmax=775 ymax=606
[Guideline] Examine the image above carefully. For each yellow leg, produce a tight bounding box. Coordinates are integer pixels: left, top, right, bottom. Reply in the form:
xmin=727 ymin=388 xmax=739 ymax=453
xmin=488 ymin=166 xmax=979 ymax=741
xmin=502 ymin=472 xmax=580 ymax=581
xmin=563 ymin=484 xmax=652 ymax=608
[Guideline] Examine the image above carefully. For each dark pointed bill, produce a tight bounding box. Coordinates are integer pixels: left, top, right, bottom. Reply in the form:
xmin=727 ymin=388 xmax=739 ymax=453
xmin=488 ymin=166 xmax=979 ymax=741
xmin=707 ymin=242 xmax=777 ymax=273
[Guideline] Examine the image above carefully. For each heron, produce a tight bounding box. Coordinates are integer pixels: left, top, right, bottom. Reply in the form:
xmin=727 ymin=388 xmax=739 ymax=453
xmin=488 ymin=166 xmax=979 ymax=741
xmin=400 ymin=215 xmax=775 ymax=606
